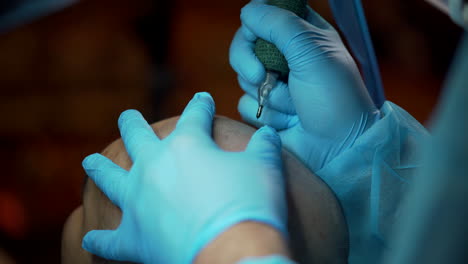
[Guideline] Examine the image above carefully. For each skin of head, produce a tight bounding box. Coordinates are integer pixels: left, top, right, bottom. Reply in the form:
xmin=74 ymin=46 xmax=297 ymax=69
xmin=61 ymin=116 xmax=349 ymax=264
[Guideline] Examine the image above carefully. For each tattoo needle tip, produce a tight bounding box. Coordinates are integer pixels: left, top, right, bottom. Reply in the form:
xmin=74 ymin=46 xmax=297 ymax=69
xmin=256 ymin=105 xmax=263 ymax=119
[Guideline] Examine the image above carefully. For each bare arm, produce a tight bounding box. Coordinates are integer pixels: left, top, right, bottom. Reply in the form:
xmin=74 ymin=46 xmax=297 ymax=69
xmin=194 ymin=221 xmax=292 ymax=264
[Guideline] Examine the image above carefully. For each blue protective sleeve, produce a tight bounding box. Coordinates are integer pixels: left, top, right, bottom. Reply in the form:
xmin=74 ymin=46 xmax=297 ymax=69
xmin=316 ymin=101 xmax=430 ymax=264
xmin=383 ymin=33 xmax=468 ymax=264
xmin=237 ymin=255 xmax=297 ymax=264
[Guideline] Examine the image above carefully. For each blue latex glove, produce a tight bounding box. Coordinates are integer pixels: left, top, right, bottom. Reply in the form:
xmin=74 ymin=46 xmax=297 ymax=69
xmin=81 ymin=92 xmax=287 ymax=264
xmin=231 ymin=1 xmax=431 ymax=263
xmin=230 ymin=0 xmax=380 ymax=172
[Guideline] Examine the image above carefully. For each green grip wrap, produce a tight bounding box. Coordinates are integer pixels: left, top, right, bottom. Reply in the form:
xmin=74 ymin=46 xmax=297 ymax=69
xmin=254 ymin=0 xmax=308 ymax=79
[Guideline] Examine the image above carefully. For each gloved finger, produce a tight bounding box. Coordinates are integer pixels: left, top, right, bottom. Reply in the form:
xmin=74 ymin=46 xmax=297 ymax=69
xmin=229 ymin=26 xmax=266 ymax=85
xmin=238 ymin=75 xmax=296 ymax=115
xmin=240 ymin=20 xmax=258 ymax=42
xmin=82 ymin=229 xmax=138 ymax=262
xmin=240 ymin=1 xmax=309 ymax=55
xmin=246 ymin=126 xmax=282 ymax=163
xmin=118 ymin=110 xmax=160 ymax=162
xmin=238 ymin=94 xmax=299 ymax=131
xmin=176 ymin=92 xmax=215 ymax=138
xmin=82 ymin=153 xmax=129 ymax=209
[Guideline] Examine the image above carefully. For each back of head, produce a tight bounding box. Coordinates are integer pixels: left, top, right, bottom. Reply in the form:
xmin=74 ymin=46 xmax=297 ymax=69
xmin=62 ymin=116 xmax=349 ymax=264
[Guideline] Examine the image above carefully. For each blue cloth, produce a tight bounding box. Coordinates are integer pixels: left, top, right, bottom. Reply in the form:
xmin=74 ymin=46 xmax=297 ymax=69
xmin=234 ymin=100 xmax=432 ymax=264
xmin=383 ymin=33 xmax=468 ymax=264
xmin=317 ymin=101 xmax=429 ymax=263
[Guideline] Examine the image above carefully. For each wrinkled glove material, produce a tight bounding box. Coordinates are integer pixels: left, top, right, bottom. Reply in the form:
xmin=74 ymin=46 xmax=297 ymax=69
xmin=317 ymin=101 xmax=430 ymax=264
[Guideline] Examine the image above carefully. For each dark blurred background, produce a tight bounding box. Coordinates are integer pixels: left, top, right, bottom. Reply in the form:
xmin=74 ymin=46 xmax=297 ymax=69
xmin=0 ymin=0 xmax=462 ymax=263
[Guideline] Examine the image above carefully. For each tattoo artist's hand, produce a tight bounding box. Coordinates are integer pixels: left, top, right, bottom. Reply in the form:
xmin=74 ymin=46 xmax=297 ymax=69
xmin=230 ymin=0 xmax=380 ymax=172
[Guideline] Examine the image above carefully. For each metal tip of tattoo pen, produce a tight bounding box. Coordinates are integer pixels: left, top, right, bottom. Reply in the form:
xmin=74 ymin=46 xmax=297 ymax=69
xmin=256 ymin=105 xmax=264 ymax=119
xmin=256 ymin=70 xmax=279 ymax=120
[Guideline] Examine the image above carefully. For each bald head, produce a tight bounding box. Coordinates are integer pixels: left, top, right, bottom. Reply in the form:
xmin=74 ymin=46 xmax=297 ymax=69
xmin=62 ymin=116 xmax=348 ymax=264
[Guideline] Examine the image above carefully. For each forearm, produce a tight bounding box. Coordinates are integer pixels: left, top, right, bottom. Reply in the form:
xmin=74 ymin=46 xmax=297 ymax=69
xmin=194 ymin=221 xmax=292 ymax=264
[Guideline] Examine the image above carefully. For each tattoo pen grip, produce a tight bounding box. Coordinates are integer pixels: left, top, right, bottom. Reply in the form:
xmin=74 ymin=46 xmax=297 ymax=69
xmin=254 ymin=0 xmax=307 ymax=118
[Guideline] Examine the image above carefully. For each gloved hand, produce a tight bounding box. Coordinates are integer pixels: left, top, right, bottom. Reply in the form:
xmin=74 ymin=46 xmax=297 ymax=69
xmin=448 ymin=0 xmax=468 ymax=29
xmin=80 ymin=92 xmax=287 ymax=264
xmin=230 ymin=0 xmax=380 ymax=172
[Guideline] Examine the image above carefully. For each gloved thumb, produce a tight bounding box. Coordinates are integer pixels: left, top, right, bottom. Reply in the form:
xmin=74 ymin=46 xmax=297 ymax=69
xmin=246 ymin=126 xmax=282 ymax=161
xmin=82 ymin=229 xmax=135 ymax=262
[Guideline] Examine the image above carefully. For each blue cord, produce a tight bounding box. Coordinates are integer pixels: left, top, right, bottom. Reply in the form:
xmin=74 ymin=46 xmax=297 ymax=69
xmin=328 ymin=0 xmax=386 ymax=107
xmin=0 ymin=0 xmax=78 ymax=34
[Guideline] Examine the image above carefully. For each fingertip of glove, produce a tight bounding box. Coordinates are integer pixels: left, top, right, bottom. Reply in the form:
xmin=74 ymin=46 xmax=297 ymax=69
xmin=82 ymin=153 xmax=101 ymax=169
xmin=257 ymin=126 xmax=282 ymax=149
xmin=119 ymin=109 xmax=140 ymax=119
xmin=238 ymin=95 xmax=258 ymax=122
xmin=118 ymin=109 xmax=141 ymax=128
xmin=191 ymin=91 xmax=215 ymax=114
xmin=82 ymin=231 xmax=95 ymax=252
xmin=240 ymin=1 xmax=269 ymax=25
xmin=194 ymin=91 xmax=214 ymax=102
xmin=258 ymin=125 xmax=277 ymax=135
